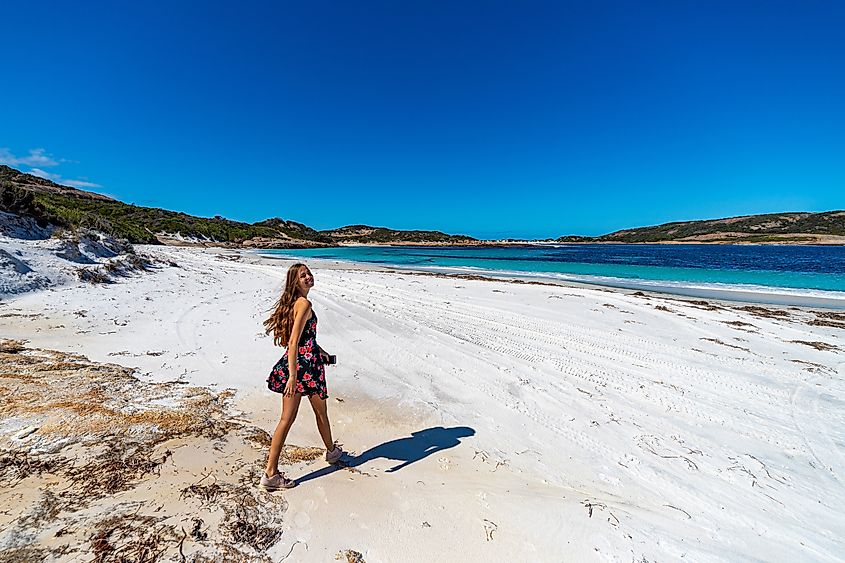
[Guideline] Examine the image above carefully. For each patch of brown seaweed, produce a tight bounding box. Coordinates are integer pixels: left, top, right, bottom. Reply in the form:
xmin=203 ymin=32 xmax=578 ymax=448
xmin=0 ymin=340 xmax=299 ymax=561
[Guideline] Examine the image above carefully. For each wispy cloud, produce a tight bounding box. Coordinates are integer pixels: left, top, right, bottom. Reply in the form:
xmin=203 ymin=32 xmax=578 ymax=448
xmin=29 ymin=167 xmax=102 ymax=189
xmin=63 ymin=179 xmax=102 ymax=189
xmin=2 ymin=148 xmax=103 ymax=190
xmin=0 ymin=148 xmax=59 ymax=168
xmin=28 ymin=168 xmax=63 ymax=182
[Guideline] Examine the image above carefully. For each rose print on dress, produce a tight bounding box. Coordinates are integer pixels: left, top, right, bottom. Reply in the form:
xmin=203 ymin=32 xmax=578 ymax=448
xmin=267 ymin=313 xmax=328 ymax=399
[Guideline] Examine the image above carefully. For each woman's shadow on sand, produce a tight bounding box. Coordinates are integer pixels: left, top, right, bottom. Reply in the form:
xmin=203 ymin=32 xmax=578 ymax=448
xmin=296 ymin=426 xmax=475 ymax=485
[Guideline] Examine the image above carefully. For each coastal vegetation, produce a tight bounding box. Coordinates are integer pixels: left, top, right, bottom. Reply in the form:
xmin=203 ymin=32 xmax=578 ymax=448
xmin=0 ymin=166 xmax=473 ymax=246
xmin=3 ymin=166 xmax=842 ymax=246
xmin=1 ymin=165 xmax=329 ymax=245
xmin=590 ymin=212 xmax=845 ymax=243
xmin=321 ymin=224 xmax=475 ymax=244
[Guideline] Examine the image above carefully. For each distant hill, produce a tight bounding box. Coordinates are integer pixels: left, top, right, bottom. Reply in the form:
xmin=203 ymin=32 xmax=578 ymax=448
xmin=0 ymin=165 xmax=115 ymax=202
xmin=0 ymin=166 xmax=474 ymax=247
xmin=555 ymin=235 xmax=594 ymax=243
xmin=0 ymin=165 xmax=330 ymax=246
xmin=5 ymin=165 xmax=841 ymax=246
xmin=322 ymin=224 xmax=476 ymax=244
xmin=558 ymin=211 xmax=845 ymax=245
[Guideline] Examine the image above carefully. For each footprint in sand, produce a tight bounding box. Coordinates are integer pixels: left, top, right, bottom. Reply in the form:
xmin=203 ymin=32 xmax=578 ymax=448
xmin=476 ymin=491 xmax=490 ymax=509
xmin=293 ymin=498 xmax=317 ymax=528
xmin=294 ymin=511 xmax=311 ymax=527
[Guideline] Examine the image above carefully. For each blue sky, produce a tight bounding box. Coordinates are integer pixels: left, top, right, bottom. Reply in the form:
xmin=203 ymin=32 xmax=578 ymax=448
xmin=2 ymin=1 xmax=843 ymax=239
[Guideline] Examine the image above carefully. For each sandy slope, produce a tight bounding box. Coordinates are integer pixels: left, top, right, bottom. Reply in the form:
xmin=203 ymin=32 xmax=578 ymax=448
xmin=1 ymin=245 xmax=843 ymax=562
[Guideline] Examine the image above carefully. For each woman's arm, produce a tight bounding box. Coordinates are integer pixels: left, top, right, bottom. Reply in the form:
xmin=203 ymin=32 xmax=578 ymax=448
xmin=316 ymin=344 xmax=330 ymax=359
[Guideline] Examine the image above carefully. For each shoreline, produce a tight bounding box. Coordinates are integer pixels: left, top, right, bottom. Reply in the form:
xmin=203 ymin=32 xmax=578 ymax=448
xmin=333 ymin=238 xmax=845 ymax=246
xmin=160 ymin=238 xmax=845 ymax=250
xmin=266 ymin=239 xmax=845 ymax=248
xmin=253 ymin=250 xmax=845 ymax=310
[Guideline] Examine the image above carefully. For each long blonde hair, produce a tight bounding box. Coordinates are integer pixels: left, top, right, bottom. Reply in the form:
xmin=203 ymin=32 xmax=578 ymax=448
xmin=264 ymin=263 xmax=307 ymax=347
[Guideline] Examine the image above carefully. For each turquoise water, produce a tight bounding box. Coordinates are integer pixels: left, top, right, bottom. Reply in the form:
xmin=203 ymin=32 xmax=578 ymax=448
xmin=260 ymin=244 xmax=845 ymax=297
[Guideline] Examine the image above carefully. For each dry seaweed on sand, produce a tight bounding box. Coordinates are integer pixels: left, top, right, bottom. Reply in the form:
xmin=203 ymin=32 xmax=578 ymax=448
xmin=0 ymin=546 xmax=50 ymax=563
xmin=0 ymin=340 xmax=300 ymax=561
xmin=89 ymin=513 xmax=182 ymax=563
xmin=807 ymin=317 xmax=845 ymax=329
xmin=811 ymin=310 xmax=845 ymax=322
xmin=336 ymin=549 xmax=367 ymax=563
xmin=0 ymin=339 xmax=27 ymax=353
xmin=281 ymin=444 xmax=325 ymax=464
xmin=700 ymin=338 xmax=751 ymax=352
xmin=663 ymin=297 xmax=722 ymax=311
xmin=683 ymin=299 xmax=721 ymax=311
xmin=242 ymin=426 xmax=272 ymax=448
xmin=735 ymin=305 xmax=791 ymax=319
xmin=66 ymin=446 xmax=173 ymax=500
xmin=180 ymin=479 xmax=225 ymax=504
xmin=723 ymin=320 xmax=755 ymax=328
xmin=0 ymin=449 xmax=67 ymax=484
xmin=789 ymin=340 xmax=840 ymax=352
xmin=226 ymin=501 xmax=285 ymax=552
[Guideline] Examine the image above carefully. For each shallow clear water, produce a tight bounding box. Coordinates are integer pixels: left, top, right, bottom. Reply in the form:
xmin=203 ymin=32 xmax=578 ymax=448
xmin=260 ymin=244 xmax=845 ymax=296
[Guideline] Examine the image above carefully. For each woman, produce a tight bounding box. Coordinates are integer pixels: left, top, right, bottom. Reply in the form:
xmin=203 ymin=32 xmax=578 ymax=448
xmin=260 ymin=263 xmax=343 ymax=490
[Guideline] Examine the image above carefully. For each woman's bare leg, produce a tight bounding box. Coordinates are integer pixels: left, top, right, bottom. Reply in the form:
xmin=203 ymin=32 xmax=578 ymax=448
xmin=308 ymin=395 xmax=335 ymax=450
xmin=265 ymin=393 xmax=303 ymax=477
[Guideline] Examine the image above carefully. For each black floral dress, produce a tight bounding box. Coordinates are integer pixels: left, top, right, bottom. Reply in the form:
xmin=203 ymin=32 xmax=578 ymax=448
xmin=267 ymin=311 xmax=328 ymax=399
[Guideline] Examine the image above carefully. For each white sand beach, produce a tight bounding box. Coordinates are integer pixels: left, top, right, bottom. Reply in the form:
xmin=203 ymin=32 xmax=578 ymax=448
xmin=2 ymin=244 xmax=844 ymax=562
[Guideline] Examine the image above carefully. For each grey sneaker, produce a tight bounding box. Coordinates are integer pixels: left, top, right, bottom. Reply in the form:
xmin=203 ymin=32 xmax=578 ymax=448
xmin=326 ymin=446 xmax=344 ymax=464
xmin=259 ymin=472 xmax=296 ymax=491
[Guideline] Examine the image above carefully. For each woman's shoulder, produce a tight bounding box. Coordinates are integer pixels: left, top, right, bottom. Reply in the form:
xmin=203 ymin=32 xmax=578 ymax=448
xmin=294 ymin=296 xmax=312 ymax=309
